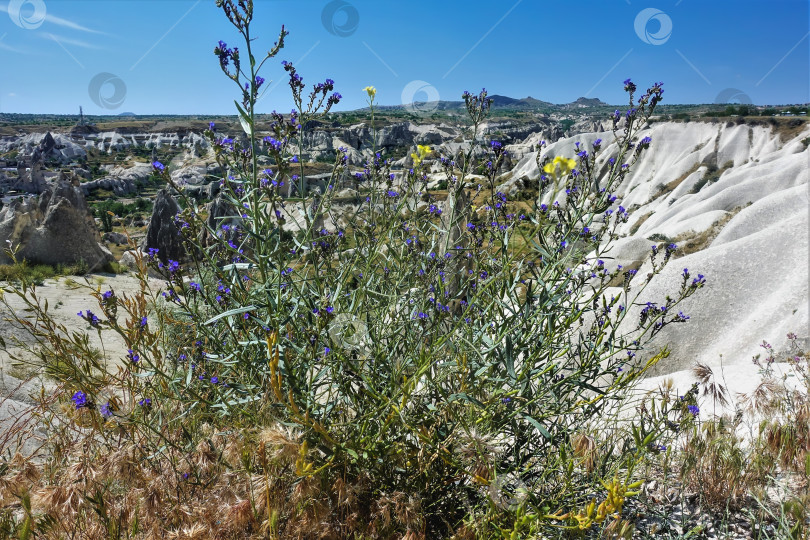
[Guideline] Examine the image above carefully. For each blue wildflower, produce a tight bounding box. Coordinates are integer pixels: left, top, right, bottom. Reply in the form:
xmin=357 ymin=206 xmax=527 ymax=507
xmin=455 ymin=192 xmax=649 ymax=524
xmin=99 ymin=402 xmax=112 ymax=418
xmin=72 ymin=391 xmax=88 ymax=409
xmin=78 ymin=310 xmax=100 ymax=327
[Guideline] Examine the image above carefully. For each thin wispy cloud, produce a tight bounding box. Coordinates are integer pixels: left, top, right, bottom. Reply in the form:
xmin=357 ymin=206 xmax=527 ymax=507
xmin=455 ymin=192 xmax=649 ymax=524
xmin=46 ymin=13 xmax=107 ymax=35
xmin=0 ymin=4 xmax=107 ymax=35
xmin=38 ymin=32 xmax=99 ymax=50
xmin=0 ymin=42 xmax=26 ymax=53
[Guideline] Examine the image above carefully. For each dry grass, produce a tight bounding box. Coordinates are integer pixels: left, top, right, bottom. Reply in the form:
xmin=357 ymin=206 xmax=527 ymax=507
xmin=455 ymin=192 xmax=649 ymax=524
xmin=675 ymin=364 xmax=770 ymax=510
xmin=2 ymin=326 xmax=808 ymax=538
xmin=770 ymin=117 xmax=808 ymax=142
xmin=652 ymin=162 xmax=701 ymax=200
xmin=679 ymin=418 xmax=772 ymax=510
xmin=605 ymin=260 xmax=643 ymax=287
xmin=628 ymin=211 xmax=654 ymax=236
xmin=0 ymin=420 xmax=433 ymax=539
xmin=671 ymin=204 xmax=747 ymax=257
xmin=636 ymin=337 xmax=810 ymax=537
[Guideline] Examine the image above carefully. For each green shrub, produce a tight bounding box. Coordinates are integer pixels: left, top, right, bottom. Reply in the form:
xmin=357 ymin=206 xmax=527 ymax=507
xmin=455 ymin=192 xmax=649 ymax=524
xmin=0 ymin=3 xmax=706 ymax=538
xmin=92 ymin=198 xmax=153 ymax=232
xmin=0 ymin=260 xmax=56 ymax=285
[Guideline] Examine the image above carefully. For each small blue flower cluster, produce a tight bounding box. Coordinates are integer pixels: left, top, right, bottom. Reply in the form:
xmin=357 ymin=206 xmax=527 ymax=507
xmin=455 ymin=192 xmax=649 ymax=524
xmin=72 ymin=391 xmax=88 ymax=409
xmin=77 ymin=310 xmax=100 ymax=327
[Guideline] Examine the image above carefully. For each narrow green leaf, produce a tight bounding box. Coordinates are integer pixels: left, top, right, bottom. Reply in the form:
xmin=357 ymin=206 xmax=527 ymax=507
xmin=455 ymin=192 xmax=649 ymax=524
xmin=505 ymin=334 xmax=516 ymax=380
xmin=448 ymin=393 xmax=484 ymax=407
xmin=523 ymin=414 xmax=551 ymax=439
xmin=204 ymin=305 xmax=256 ymax=325
xmin=234 ymin=100 xmax=253 ymax=134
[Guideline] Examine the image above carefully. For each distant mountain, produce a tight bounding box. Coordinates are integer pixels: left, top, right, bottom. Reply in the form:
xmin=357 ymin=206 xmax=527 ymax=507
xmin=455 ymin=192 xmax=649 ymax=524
xmin=118 ymin=112 xmax=136 ymax=117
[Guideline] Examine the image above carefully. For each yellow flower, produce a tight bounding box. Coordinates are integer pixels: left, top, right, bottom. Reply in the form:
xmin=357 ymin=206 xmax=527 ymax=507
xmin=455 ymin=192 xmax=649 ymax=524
xmin=543 ymin=156 xmax=577 ymax=180
xmin=546 ymin=475 xmax=639 ymax=531
xmin=555 ymin=156 xmax=576 ymax=173
xmin=363 ymin=86 xmax=376 ymax=99
xmin=411 ymin=144 xmax=432 ymax=166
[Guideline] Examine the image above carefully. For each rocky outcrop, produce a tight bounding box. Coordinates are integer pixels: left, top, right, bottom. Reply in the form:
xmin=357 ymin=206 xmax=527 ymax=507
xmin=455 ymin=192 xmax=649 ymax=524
xmin=0 ymin=132 xmax=86 ymax=164
xmin=80 ymin=177 xmax=137 ymax=197
xmin=119 ymin=249 xmax=163 ymax=278
xmin=82 ymin=131 xmax=210 ymax=154
xmin=37 ymin=132 xmax=56 ymax=157
xmin=0 ymin=180 xmax=113 ymax=270
xmin=480 ymin=121 xmax=557 ymax=143
xmin=80 ymin=162 xmax=154 ymax=197
xmin=0 ymin=119 xmax=579 ymax=176
xmin=295 ymin=122 xmax=465 ymax=164
xmin=171 ymin=165 xmax=209 ymax=186
xmin=103 ymin=231 xmax=128 ymax=245
xmin=489 ymin=121 xmax=810 ymax=383
xmin=183 ymin=182 xmax=219 ymax=201
xmin=504 ymin=122 xmax=810 ymax=376
xmin=141 ymin=188 xmax=185 ymax=263
xmin=199 ymin=195 xmax=241 ymax=247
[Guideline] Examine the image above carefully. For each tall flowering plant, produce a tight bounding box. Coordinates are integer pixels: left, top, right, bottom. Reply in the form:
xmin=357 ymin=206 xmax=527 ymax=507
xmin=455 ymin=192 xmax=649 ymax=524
xmin=0 ymin=1 xmax=706 ymax=537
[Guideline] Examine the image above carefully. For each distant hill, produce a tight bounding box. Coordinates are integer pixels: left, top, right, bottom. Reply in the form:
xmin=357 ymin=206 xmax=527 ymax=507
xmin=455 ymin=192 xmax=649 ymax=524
xmin=118 ymin=112 xmax=136 ymax=117
xmin=569 ymin=97 xmax=608 ymax=107
xmin=370 ymin=94 xmax=604 ymax=113
xmin=522 ymin=96 xmax=554 ymax=107
xmin=487 ymin=95 xmax=554 ymax=109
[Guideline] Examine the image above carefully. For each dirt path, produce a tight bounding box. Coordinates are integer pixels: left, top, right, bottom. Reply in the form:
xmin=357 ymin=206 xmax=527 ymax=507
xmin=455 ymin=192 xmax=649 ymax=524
xmin=1 ymin=273 xmax=166 ymax=372
xmin=0 ymin=273 xmax=167 ymax=455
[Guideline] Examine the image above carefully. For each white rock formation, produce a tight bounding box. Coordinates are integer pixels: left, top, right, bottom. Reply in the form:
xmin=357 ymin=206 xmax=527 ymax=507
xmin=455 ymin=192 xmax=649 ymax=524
xmin=0 ymin=180 xmax=114 ymax=270
xmin=506 ymin=122 xmax=810 ymax=379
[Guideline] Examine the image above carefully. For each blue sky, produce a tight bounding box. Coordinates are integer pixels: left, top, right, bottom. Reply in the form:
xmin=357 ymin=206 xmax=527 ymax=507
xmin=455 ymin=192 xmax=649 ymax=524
xmin=0 ymin=0 xmax=807 ymax=115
